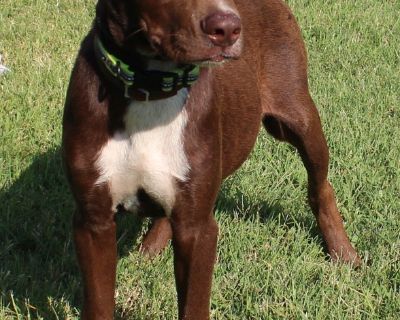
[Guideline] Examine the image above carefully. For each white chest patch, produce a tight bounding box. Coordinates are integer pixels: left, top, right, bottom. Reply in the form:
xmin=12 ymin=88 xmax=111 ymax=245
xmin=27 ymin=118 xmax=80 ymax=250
xmin=95 ymin=89 xmax=190 ymax=216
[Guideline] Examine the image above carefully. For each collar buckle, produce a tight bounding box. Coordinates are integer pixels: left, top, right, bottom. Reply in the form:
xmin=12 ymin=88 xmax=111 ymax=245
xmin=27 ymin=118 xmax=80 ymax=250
xmin=137 ymin=88 xmax=150 ymax=102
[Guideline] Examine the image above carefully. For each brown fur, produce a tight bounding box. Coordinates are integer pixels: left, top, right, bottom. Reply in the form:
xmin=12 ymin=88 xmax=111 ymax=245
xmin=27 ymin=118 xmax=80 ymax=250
xmin=63 ymin=0 xmax=361 ymax=319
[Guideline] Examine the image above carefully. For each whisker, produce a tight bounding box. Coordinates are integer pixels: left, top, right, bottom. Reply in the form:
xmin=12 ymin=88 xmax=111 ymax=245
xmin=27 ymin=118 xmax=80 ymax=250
xmin=126 ymin=27 xmax=145 ymax=39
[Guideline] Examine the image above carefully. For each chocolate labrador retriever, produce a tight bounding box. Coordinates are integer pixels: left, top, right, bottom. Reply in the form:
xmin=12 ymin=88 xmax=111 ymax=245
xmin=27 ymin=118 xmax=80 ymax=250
xmin=63 ymin=0 xmax=361 ymax=318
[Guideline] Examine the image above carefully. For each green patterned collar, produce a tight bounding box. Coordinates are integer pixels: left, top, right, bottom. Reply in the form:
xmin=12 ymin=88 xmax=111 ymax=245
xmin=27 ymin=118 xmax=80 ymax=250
xmin=94 ymin=36 xmax=200 ymax=100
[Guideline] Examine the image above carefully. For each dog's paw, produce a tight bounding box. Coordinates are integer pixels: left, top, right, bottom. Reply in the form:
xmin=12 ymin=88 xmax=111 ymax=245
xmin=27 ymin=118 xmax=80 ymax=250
xmin=138 ymin=219 xmax=172 ymax=258
xmin=330 ymin=246 xmax=362 ymax=268
xmin=138 ymin=239 xmax=169 ymax=258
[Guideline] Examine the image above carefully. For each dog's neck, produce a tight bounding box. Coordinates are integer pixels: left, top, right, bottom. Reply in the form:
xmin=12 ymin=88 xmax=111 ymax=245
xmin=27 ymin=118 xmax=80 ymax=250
xmin=94 ymin=18 xmax=200 ymax=101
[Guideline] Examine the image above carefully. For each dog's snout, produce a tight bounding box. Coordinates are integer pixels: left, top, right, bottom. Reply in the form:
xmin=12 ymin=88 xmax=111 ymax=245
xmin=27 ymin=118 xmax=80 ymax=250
xmin=201 ymin=12 xmax=241 ymax=47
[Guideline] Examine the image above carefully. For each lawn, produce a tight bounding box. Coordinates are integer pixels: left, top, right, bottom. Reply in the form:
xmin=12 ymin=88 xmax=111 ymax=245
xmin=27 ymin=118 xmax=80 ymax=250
xmin=0 ymin=0 xmax=399 ymax=319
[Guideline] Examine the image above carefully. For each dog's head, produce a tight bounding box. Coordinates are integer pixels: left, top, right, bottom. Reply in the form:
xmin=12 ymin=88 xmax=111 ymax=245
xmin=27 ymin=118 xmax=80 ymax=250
xmin=97 ymin=0 xmax=242 ymax=65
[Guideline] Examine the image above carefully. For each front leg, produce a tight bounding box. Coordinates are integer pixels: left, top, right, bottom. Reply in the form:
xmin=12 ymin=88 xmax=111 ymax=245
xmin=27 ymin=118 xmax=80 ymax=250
xmin=170 ymin=144 xmax=221 ymax=320
xmin=171 ymin=198 xmax=219 ymax=320
xmin=73 ymin=187 xmax=117 ymax=320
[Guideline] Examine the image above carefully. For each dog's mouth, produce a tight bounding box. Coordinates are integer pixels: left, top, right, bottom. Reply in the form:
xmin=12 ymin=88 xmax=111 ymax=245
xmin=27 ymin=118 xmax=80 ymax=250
xmin=192 ymin=52 xmax=239 ymax=66
xmin=132 ymin=35 xmax=242 ymax=68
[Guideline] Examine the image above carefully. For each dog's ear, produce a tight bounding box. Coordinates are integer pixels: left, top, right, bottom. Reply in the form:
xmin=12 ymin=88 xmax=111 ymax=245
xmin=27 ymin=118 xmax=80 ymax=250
xmin=95 ymin=0 xmax=139 ymax=45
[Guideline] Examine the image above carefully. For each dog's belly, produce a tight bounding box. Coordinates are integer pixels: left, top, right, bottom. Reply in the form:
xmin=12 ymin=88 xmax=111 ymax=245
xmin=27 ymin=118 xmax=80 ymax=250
xmin=95 ymin=89 xmax=190 ymax=216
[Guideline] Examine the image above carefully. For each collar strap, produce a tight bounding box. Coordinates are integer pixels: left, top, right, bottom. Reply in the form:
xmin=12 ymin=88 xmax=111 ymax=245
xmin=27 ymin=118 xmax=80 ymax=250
xmin=94 ymin=36 xmax=200 ymax=100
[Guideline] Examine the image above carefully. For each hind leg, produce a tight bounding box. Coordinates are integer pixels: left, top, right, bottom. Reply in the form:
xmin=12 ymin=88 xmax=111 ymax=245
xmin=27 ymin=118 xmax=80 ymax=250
xmin=139 ymin=217 xmax=172 ymax=257
xmin=263 ymin=95 xmax=361 ymax=266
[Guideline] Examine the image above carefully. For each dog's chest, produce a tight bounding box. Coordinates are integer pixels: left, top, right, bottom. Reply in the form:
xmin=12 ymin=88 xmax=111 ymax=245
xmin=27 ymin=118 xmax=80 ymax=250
xmin=95 ymin=89 xmax=190 ymax=215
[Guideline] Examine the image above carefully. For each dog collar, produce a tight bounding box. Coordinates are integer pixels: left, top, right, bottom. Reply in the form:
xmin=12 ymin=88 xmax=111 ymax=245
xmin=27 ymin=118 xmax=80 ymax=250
xmin=94 ymin=36 xmax=200 ymax=101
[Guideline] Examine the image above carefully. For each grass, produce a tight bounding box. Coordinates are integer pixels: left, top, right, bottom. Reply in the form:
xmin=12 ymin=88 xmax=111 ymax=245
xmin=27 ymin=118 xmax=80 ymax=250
xmin=0 ymin=0 xmax=399 ymax=319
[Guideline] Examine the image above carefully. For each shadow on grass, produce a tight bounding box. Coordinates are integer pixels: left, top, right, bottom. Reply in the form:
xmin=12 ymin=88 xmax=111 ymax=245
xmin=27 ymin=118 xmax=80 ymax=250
xmin=0 ymin=149 xmax=77 ymax=318
xmin=218 ymin=176 xmax=320 ymax=234
xmin=216 ymin=175 xmax=326 ymax=257
xmin=0 ymin=148 xmax=322 ymax=319
xmin=0 ymin=148 xmax=144 ymax=319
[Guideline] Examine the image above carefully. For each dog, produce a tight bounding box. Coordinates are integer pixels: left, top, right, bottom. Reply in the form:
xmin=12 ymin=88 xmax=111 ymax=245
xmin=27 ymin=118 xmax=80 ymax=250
xmin=63 ymin=0 xmax=361 ymax=319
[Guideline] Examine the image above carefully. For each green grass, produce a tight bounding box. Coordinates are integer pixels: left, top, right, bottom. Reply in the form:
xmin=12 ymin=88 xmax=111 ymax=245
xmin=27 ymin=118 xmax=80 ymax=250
xmin=1 ymin=0 xmax=399 ymax=319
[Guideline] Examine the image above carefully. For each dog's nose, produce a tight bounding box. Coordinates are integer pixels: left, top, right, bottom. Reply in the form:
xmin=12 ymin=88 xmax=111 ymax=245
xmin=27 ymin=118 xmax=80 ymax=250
xmin=201 ymin=12 xmax=241 ymax=47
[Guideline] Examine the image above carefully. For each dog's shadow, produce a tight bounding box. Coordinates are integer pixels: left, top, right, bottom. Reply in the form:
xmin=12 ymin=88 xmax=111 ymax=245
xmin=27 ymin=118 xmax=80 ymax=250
xmin=0 ymin=148 xmax=320 ymax=319
xmin=217 ymin=174 xmax=320 ymax=234
xmin=0 ymin=148 xmax=79 ymax=318
xmin=0 ymin=148 xmax=141 ymax=318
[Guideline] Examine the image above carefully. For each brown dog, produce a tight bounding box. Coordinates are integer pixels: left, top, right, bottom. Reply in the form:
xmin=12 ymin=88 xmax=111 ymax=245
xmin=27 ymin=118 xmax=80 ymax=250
xmin=63 ymin=0 xmax=361 ymax=319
